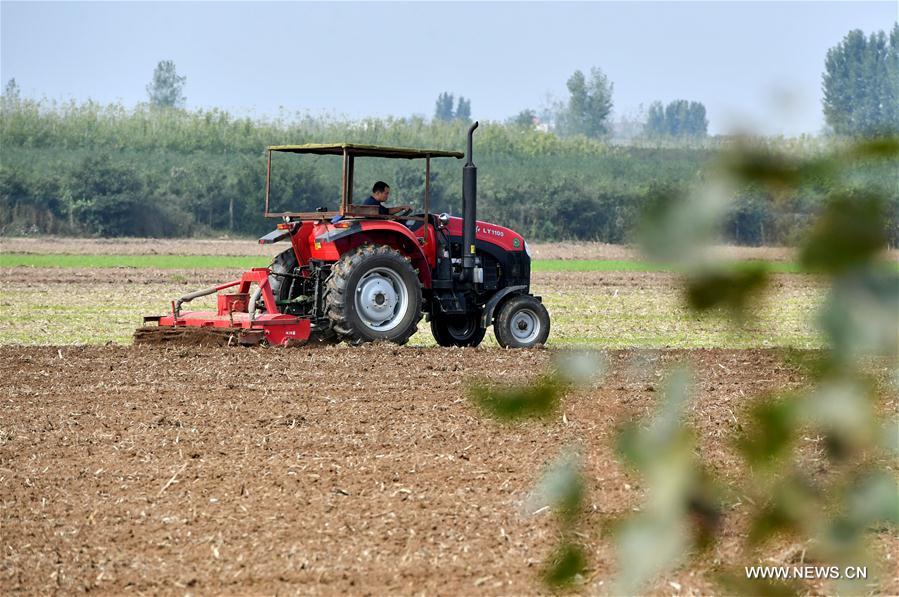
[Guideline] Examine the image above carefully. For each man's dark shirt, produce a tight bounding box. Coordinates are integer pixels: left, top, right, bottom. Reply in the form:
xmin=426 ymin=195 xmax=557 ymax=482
xmin=362 ymin=195 xmax=388 ymax=215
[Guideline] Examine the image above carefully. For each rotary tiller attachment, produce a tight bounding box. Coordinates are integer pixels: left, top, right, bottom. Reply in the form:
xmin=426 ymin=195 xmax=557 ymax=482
xmin=135 ymin=268 xmax=311 ymax=348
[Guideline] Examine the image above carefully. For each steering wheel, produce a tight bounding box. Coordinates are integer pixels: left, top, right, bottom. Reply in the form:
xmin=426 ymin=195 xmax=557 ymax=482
xmin=392 ymin=205 xmax=413 ymax=217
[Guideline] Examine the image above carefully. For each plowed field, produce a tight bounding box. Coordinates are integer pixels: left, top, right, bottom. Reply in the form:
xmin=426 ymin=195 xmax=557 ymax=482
xmin=2 ymin=345 xmax=896 ymax=595
xmin=1 ymin=239 xmax=895 ymax=594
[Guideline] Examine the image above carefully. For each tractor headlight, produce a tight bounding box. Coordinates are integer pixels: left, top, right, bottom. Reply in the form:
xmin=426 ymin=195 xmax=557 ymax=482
xmin=524 ymin=241 xmax=532 ymax=258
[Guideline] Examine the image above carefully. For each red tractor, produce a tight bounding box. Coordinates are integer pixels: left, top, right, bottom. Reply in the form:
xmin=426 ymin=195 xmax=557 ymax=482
xmin=139 ymin=123 xmax=550 ymax=348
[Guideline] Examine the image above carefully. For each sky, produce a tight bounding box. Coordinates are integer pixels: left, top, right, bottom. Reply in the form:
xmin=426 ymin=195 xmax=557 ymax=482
xmin=1 ymin=1 xmax=897 ymax=136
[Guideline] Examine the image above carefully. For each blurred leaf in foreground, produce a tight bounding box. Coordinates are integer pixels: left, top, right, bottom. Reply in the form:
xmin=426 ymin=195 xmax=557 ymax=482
xmin=801 ymin=378 xmax=875 ymax=460
xmin=799 ymin=194 xmax=888 ymax=274
xmin=685 ymin=264 xmax=769 ymax=315
xmin=469 ymin=351 xmax=607 ymax=423
xmin=844 ymin=136 xmax=899 ymax=160
xmin=776 ymin=348 xmax=833 ymax=378
xmin=553 ymin=349 xmax=608 ymax=387
xmin=814 ymin=468 xmax=895 ymax=597
xmin=526 ymin=448 xmax=589 ymax=587
xmin=542 ymin=542 xmax=588 ymax=588
xmin=723 ymin=146 xmax=810 ymax=191
xmin=612 ymin=367 xmax=722 ymax=594
xmin=880 ymin=420 xmax=899 ymax=456
xmin=616 ymin=367 xmax=693 ymax=471
xmin=524 ymin=447 xmax=585 ymax=524
xmin=638 ymin=181 xmax=732 ymax=265
xmin=817 ymin=267 xmax=899 ymax=362
xmin=842 ymin=469 xmax=899 ymax=529
xmin=613 ymin=516 xmax=689 ymax=595
xmin=735 ymin=394 xmax=800 ymax=470
xmin=747 ymin=474 xmax=819 ymax=546
xmin=469 ymin=374 xmax=565 ymax=421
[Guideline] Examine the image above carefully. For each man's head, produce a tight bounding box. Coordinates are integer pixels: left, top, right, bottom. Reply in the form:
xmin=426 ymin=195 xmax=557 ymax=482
xmin=372 ymin=181 xmax=390 ymax=203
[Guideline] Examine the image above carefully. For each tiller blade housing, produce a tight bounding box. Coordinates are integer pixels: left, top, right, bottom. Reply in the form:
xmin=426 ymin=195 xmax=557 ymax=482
xmin=137 ymin=268 xmax=310 ymax=347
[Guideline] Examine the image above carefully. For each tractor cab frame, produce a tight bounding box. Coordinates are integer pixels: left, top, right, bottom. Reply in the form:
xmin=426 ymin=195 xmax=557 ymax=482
xmin=263 ymin=143 xmax=464 ymax=226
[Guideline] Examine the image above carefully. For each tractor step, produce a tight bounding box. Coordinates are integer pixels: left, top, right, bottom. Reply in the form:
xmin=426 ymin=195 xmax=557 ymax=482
xmin=435 ymin=292 xmax=467 ymax=315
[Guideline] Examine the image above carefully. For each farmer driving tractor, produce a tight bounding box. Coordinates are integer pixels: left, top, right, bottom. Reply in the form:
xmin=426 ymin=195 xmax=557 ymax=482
xmin=362 ymin=181 xmax=391 ymax=215
xmin=361 ymin=181 xmax=412 ymax=216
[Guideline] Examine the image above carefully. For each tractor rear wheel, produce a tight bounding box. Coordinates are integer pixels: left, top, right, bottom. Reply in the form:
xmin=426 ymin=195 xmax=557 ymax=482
xmin=431 ymin=312 xmax=486 ymax=347
xmin=269 ymin=248 xmax=298 ymax=303
xmin=324 ymin=245 xmax=422 ymax=345
xmin=494 ymin=295 xmax=550 ymax=348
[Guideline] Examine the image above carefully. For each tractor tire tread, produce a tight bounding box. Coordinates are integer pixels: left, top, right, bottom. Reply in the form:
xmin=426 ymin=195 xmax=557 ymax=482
xmin=324 ymin=244 xmax=422 ymax=346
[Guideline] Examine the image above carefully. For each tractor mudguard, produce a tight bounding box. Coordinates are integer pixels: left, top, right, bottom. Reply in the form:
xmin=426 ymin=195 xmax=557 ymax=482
xmin=260 ymin=221 xmax=316 ymax=273
xmin=258 ymin=228 xmax=290 ymax=244
xmin=314 ymin=220 xmax=433 ymax=288
xmin=480 ymin=285 xmax=528 ymax=328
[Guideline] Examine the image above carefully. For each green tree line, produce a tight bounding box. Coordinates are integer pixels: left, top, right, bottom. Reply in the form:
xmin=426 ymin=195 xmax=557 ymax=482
xmin=1 ymin=98 xmax=896 ymax=245
xmin=823 ymin=24 xmax=899 ymax=136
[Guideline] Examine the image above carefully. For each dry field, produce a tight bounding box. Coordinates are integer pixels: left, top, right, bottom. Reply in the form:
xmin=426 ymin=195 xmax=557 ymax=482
xmin=0 ymin=267 xmax=824 ymax=348
xmin=3 ymin=344 xmax=895 ymax=595
xmin=0 ymin=267 xmax=825 ymax=348
xmin=1 ymin=239 xmax=895 ymax=595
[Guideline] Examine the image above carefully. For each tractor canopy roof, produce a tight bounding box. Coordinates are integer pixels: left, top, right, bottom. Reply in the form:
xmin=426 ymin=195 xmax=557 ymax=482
xmin=267 ymin=143 xmax=464 ymax=160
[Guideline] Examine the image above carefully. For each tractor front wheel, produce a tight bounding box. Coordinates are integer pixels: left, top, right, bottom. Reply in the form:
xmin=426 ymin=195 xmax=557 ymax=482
xmin=325 ymin=245 xmax=422 ymax=345
xmin=494 ymin=295 xmax=550 ymax=348
xmin=430 ymin=312 xmax=486 ymax=347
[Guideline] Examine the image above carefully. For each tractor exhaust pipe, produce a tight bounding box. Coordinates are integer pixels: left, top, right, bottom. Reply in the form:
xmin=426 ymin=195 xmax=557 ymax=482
xmin=462 ymin=121 xmax=479 ymax=276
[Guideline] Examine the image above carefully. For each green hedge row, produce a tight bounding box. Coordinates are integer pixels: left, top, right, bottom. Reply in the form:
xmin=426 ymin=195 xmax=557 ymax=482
xmin=1 ymin=100 xmax=896 ymax=245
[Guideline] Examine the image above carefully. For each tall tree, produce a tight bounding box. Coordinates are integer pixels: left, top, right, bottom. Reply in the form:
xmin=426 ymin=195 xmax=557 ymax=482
xmin=684 ymin=101 xmax=708 ymax=137
xmin=823 ymin=27 xmax=899 ymax=135
xmin=664 ymin=100 xmax=687 ymax=137
xmin=562 ymin=67 xmax=614 ymax=137
xmin=645 ymin=99 xmax=708 ymax=138
xmin=146 ymin=60 xmax=186 ymax=109
xmin=565 ymin=70 xmax=588 ymax=135
xmin=434 ymin=92 xmax=455 ymax=122
xmin=455 ymin=96 xmax=471 ymax=122
xmin=646 ymin=101 xmax=666 ymax=136
xmin=882 ymin=24 xmax=899 ymax=129
xmin=509 ymin=109 xmax=537 ymax=128
xmin=3 ymin=78 xmax=21 ymax=104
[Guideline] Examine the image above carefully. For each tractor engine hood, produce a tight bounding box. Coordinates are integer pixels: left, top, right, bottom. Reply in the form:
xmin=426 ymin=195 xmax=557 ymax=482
xmin=445 ymin=216 xmax=526 ymax=253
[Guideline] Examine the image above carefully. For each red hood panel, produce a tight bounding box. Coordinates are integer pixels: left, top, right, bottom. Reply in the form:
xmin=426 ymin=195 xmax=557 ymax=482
xmin=445 ymin=216 xmax=524 ymax=252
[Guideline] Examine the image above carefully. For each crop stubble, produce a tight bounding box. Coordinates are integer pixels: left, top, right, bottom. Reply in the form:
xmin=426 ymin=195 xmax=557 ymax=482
xmin=4 ymin=344 xmax=895 ymax=595
xmin=0 ymin=267 xmax=824 ymax=348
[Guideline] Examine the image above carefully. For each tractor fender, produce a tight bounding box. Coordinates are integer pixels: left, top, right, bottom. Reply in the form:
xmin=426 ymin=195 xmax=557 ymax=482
xmin=480 ymin=285 xmax=528 ymax=328
xmin=321 ymin=221 xmax=433 ymax=288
